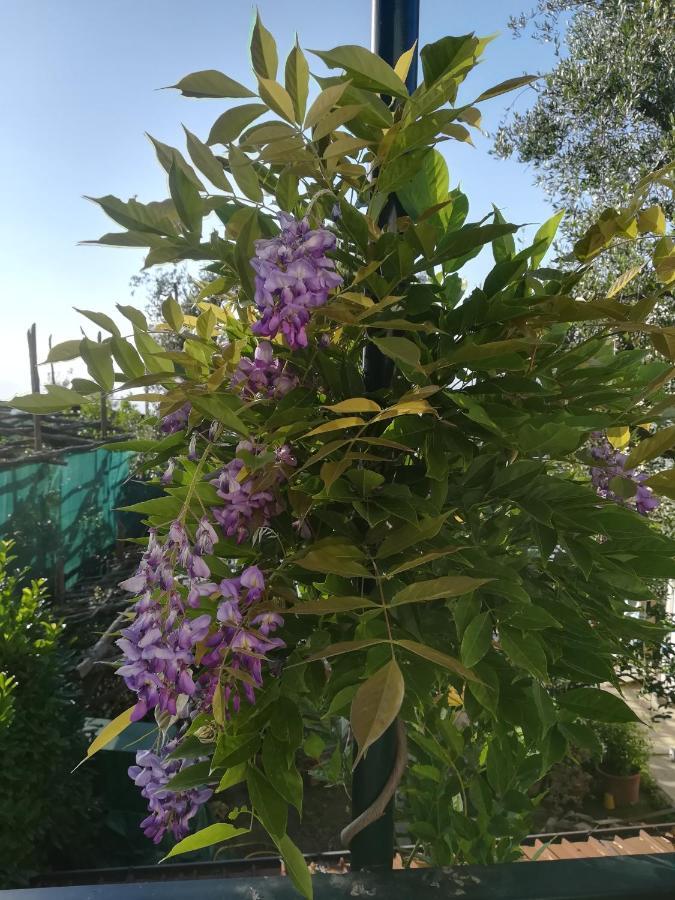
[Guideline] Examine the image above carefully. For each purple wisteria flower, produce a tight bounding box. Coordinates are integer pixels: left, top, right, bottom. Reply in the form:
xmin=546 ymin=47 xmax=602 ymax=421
xmin=210 ymin=440 xmax=295 ymax=543
xmin=250 ymin=213 xmax=343 ymax=349
xmin=128 ymin=739 xmax=212 ymax=844
xmin=230 ymin=341 xmax=299 ymax=399
xmin=160 ymin=403 xmax=191 ymax=434
xmin=590 ymin=436 xmax=660 ymax=516
xmin=198 ymin=565 xmax=284 ymax=713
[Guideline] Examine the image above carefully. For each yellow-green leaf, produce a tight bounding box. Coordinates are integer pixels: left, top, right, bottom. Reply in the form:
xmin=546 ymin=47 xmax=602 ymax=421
xmin=654 ymin=236 xmax=675 ymax=285
xmin=606 ymin=426 xmax=631 ymax=450
xmin=304 ymin=82 xmax=350 ymax=130
xmin=309 ymin=45 xmax=408 ymax=98
xmin=75 ymin=308 xmax=121 ymax=337
xmin=637 ymin=205 xmax=666 ymax=236
xmin=183 ymin=126 xmax=232 ymax=191
xmin=207 ymin=103 xmax=267 ymax=145
xmin=324 ymin=398 xmax=381 ymax=414
xmin=312 ymin=104 xmax=365 ymax=142
xmin=304 ymin=416 xmax=365 ymax=437
xmin=86 ymin=707 xmax=133 ymax=759
xmin=392 ymin=575 xmax=492 ymax=606
xmin=80 ymin=337 xmax=114 ymax=391
xmin=44 ymin=340 xmax=82 ymax=363
xmin=162 ymin=823 xmax=250 ymax=861
xmin=644 ymin=469 xmax=675 ymax=501
xmin=170 ymin=69 xmax=254 ymax=99
xmin=394 ymin=42 xmax=417 ymax=84
xmin=162 ymin=296 xmax=184 ymax=332
xmin=324 ymin=134 xmax=371 ymax=160
xmin=351 ymin=659 xmax=404 ymax=764
xmin=376 ymin=399 xmax=436 ymax=421
xmin=272 ymin=833 xmax=313 ymax=900
xmin=475 ymin=74 xmax=537 ymax=102
xmin=250 ymin=11 xmax=278 ymax=80
xmin=285 ymin=41 xmax=310 ymax=122
xmin=257 ymin=77 xmax=296 ymax=122
xmin=228 ymin=145 xmax=263 ymax=202
xmin=606 ymin=264 xmax=644 ymax=299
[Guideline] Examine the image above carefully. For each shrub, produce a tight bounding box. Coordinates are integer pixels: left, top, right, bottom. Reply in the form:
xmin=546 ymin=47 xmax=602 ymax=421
xmin=595 ymin=722 xmax=651 ymax=777
xmin=0 ymin=540 xmax=97 ymax=887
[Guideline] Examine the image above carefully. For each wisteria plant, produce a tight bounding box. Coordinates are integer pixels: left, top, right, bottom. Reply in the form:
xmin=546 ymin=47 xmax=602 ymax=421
xmin=11 ymin=17 xmax=675 ymax=896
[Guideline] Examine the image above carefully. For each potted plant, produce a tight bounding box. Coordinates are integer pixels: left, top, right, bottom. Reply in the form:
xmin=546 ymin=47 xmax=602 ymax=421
xmin=595 ymin=723 xmax=651 ymax=807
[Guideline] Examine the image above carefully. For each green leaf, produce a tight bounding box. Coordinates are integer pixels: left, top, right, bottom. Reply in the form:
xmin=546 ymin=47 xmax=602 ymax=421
xmin=397 ymin=149 xmax=449 ymax=221
xmin=309 ymin=45 xmax=408 ymax=98
xmin=531 ymin=210 xmax=564 ymax=269
xmin=250 ymin=11 xmax=278 ymax=79
xmin=376 ymin=513 xmax=448 ymax=559
xmin=164 ymin=759 xmax=213 ymax=791
xmin=216 ymin=762 xmax=248 ymax=793
xmin=116 ymin=303 xmax=148 ymax=330
xmin=644 ymin=470 xmax=675 ymax=500
xmin=294 ymin=542 xmax=371 ymax=578
xmin=285 ymin=41 xmax=310 ymax=122
xmin=75 ymin=308 xmax=121 ymax=337
xmin=87 ymin=195 xmax=179 ymax=236
xmin=80 ymin=337 xmax=114 ymax=391
xmin=162 ymin=823 xmax=250 ymax=860
xmin=392 ymin=575 xmax=491 ymax=607
xmin=460 ymin=612 xmax=493 ymax=667
xmin=637 ymin=205 xmax=666 ymax=236
xmin=262 ymin=734 xmax=303 ymax=811
xmin=170 ymin=69 xmax=254 ymax=99
xmin=372 ymin=336 xmax=420 ymax=369
xmin=420 ymin=34 xmax=478 ymax=87
xmin=162 ymin=296 xmax=184 ymax=332
xmin=147 ymin=135 xmax=205 ymax=191
xmin=207 ymin=104 xmax=268 ymax=145
xmin=276 ymin=168 xmax=299 ymax=212
xmin=499 ymin=627 xmax=548 ymax=680
xmin=491 ymin=206 xmax=515 ymax=262
xmin=183 ymin=127 xmax=232 ymax=191
xmin=228 ymin=145 xmax=263 ymax=202
xmin=351 ymin=659 xmax=404 ymax=764
xmin=625 ymin=425 xmax=675 ymax=469
xmin=169 ymin=163 xmax=202 ymax=232
xmin=288 ymin=595 xmax=378 ymax=615
xmin=247 ymin=766 xmax=287 ymax=838
xmin=45 ymin=340 xmax=82 ymax=363
xmin=558 ymin=688 xmax=639 ymax=724
xmin=475 ymin=74 xmax=537 ymax=102
xmin=70 ymin=378 xmax=102 ymax=395
xmin=10 ymin=385 xmax=87 ymax=414
xmin=272 ymin=834 xmax=313 ymax=899
xmin=111 ymin=337 xmax=145 ymax=380
xmin=304 ymin=639 xmax=387 ymax=663
xmin=134 ymin=328 xmax=174 ymax=374
xmin=396 ymin=639 xmax=478 ymax=682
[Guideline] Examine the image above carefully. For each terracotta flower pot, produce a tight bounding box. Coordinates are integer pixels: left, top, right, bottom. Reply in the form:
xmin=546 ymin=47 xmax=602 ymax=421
xmin=597 ymin=768 xmax=641 ymax=807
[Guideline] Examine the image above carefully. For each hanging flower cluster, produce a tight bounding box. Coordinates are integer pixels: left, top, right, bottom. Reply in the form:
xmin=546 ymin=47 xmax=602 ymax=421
xmin=250 ymin=212 xmax=343 ymax=349
xmin=198 ymin=565 xmax=285 ymax=714
xmin=128 ymin=739 xmax=213 ymax=843
xmin=590 ymin=435 xmax=660 ymax=515
xmin=230 ymin=341 xmax=298 ymax=399
xmin=211 ymin=440 xmax=296 ymax=543
xmin=160 ymin=403 xmax=191 ymax=434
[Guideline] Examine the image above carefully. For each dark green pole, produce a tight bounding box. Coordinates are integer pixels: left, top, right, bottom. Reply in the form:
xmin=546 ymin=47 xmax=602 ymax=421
xmin=351 ymin=0 xmax=420 ymax=872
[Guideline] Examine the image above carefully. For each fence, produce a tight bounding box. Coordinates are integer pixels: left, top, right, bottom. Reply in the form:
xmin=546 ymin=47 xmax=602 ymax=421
xmin=0 ymin=448 xmax=132 ymax=592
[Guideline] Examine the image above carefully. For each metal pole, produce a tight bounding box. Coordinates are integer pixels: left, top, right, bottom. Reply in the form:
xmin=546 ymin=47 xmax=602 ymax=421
xmin=350 ymin=0 xmax=420 ymax=872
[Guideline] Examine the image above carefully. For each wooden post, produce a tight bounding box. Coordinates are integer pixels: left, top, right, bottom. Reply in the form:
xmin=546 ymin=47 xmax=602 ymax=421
xmin=27 ymin=323 xmax=43 ymax=450
xmin=48 ymin=334 xmax=56 ymax=385
xmin=98 ymin=331 xmax=109 ymax=438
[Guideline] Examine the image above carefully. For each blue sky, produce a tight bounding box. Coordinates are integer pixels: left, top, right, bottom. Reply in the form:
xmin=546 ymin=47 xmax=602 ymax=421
xmin=0 ymin=0 xmax=558 ymax=398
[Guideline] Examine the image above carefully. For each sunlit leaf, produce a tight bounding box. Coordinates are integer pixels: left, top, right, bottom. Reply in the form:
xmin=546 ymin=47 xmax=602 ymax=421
xmin=392 ymin=575 xmax=492 ymax=606
xmin=170 ymin=69 xmax=254 ymax=99
xmin=351 ymin=659 xmax=404 ymax=764
xmin=162 ymin=823 xmax=249 ymax=861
